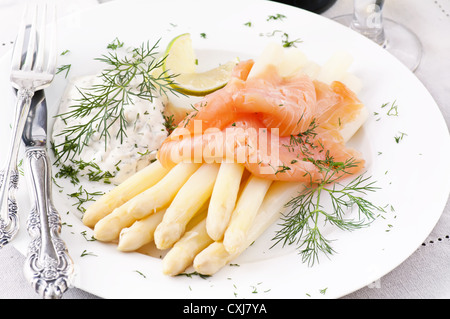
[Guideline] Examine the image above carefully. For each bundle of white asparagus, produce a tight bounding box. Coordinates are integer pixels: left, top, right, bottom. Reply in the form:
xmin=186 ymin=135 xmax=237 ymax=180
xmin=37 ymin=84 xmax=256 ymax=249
xmin=83 ymin=159 xmax=306 ymax=275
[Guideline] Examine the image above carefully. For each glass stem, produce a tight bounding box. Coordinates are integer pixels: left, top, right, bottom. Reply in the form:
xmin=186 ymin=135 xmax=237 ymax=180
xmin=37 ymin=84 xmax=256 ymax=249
xmin=351 ymin=0 xmax=387 ymax=47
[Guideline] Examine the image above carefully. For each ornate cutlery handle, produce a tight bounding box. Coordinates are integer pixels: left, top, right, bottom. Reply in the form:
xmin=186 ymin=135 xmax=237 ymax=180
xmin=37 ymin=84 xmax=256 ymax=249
xmin=0 ymin=169 xmax=19 ymax=248
xmin=24 ymin=146 xmax=74 ymax=299
xmin=0 ymin=89 xmax=34 ymax=247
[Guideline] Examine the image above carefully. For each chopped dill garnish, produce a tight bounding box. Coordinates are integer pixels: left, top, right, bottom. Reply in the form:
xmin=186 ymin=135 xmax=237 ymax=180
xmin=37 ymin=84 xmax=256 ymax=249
xmin=320 ymin=287 xmax=328 ymax=295
xmin=261 ymin=30 xmax=302 ymax=48
xmin=134 ymin=270 xmax=147 ymax=278
xmin=267 ymin=13 xmax=287 ymax=21
xmin=56 ymin=64 xmax=71 ymax=78
xmin=386 ymin=100 xmax=399 ymax=116
xmin=163 ymin=113 xmax=176 ymax=134
xmin=68 ymin=186 xmax=104 ymax=213
xmin=275 ymin=164 xmax=291 ymax=175
xmin=394 ymin=131 xmax=407 ymax=143
xmin=380 ymin=100 xmax=399 ymax=116
xmin=81 ymin=250 xmax=97 ymax=257
xmin=17 ymin=158 xmax=24 ymax=176
xmin=281 ymin=33 xmax=303 ymax=48
xmin=176 ymin=271 xmax=211 ymax=280
xmin=106 ymin=37 xmax=124 ymax=50
xmin=81 ymin=230 xmax=97 ymax=241
xmin=55 ymin=163 xmax=80 ymax=185
xmin=54 ymin=158 xmax=115 ymax=185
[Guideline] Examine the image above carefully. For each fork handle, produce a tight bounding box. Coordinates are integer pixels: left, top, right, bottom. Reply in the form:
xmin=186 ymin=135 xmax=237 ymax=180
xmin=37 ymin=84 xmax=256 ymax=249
xmin=24 ymin=146 xmax=74 ymax=299
xmin=0 ymin=88 xmax=34 ymax=246
xmin=0 ymin=169 xmax=19 ymax=247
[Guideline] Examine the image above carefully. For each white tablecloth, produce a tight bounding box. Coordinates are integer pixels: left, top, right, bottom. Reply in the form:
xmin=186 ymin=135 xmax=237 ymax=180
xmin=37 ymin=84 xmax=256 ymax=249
xmin=0 ymin=0 xmax=449 ymax=299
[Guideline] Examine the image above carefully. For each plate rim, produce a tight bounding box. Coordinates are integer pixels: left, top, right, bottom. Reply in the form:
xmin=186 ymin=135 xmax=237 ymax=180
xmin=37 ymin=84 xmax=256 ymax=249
xmin=1 ymin=0 xmax=449 ymax=299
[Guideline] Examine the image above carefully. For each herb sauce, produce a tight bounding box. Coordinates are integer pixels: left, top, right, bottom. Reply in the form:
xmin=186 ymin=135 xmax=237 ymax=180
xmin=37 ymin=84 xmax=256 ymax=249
xmin=52 ymin=75 xmax=168 ymax=183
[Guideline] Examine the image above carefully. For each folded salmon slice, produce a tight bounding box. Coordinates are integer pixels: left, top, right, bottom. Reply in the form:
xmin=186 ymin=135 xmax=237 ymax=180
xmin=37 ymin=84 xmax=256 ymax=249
xmin=157 ymin=59 xmax=365 ymax=183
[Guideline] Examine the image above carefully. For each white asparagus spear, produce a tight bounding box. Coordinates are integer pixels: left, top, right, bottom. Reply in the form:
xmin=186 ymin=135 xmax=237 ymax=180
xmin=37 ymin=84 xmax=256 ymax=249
xmin=154 ymin=163 xmax=220 ymax=249
xmin=117 ymin=209 xmax=165 ymax=252
xmin=162 ymin=218 xmax=213 ymax=276
xmin=118 ymin=200 xmax=209 ymax=252
xmin=82 ymin=160 xmax=170 ymax=228
xmin=93 ymin=162 xmax=200 ymax=242
xmin=222 ymin=175 xmax=272 ymax=254
xmin=193 ymin=181 xmax=304 ymax=275
xmin=206 ymin=162 xmax=245 ymax=241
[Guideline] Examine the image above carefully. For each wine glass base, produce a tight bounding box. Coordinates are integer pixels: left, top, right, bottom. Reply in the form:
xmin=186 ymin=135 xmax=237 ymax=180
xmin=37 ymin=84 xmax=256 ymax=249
xmin=333 ymin=14 xmax=422 ymax=72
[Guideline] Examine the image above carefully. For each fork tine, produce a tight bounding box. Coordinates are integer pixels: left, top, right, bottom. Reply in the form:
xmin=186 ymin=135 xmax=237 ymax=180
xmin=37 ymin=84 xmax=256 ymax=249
xmin=22 ymin=3 xmax=38 ymax=71
xmin=46 ymin=2 xmax=57 ymax=75
xmin=34 ymin=3 xmax=47 ymax=72
xmin=11 ymin=3 xmax=29 ymax=71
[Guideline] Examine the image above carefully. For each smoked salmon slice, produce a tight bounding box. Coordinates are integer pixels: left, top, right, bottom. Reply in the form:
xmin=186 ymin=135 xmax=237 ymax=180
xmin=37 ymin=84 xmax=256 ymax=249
xmin=157 ymin=59 xmax=365 ymax=184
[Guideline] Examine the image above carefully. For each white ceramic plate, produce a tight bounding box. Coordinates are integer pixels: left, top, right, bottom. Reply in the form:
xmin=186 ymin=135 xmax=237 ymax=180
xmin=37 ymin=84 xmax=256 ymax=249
xmin=1 ymin=0 xmax=449 ymax=299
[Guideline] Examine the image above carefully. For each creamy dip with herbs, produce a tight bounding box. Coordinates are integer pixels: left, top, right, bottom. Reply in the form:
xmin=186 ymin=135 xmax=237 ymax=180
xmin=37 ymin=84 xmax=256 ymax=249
xmin=52 ymin=75 xmax=168 ymax=184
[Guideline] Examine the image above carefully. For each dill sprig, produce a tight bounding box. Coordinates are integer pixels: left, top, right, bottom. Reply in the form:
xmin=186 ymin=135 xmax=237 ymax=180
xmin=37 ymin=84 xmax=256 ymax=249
xmin=273 ymin=164 xmax=384 ymax=266
xmin=272 ymin=120 xmax=384 ymax=266
xmin=54 ymin=39 xmax=180 ymax=163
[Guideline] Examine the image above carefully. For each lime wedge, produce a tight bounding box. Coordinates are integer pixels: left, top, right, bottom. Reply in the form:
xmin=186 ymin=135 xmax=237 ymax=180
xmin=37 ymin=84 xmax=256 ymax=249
xmin=163 ymin=33 xmax=197 ymax=74
xmin=163 ymin=33 xmax=238 ymax=96
xmin=171 ymin=60 xmax=238 ymax=96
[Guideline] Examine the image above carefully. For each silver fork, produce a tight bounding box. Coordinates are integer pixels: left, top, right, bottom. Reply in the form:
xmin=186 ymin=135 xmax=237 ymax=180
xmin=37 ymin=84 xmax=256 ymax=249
xmin=0 ymin=3 xmax=57 ymax=247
